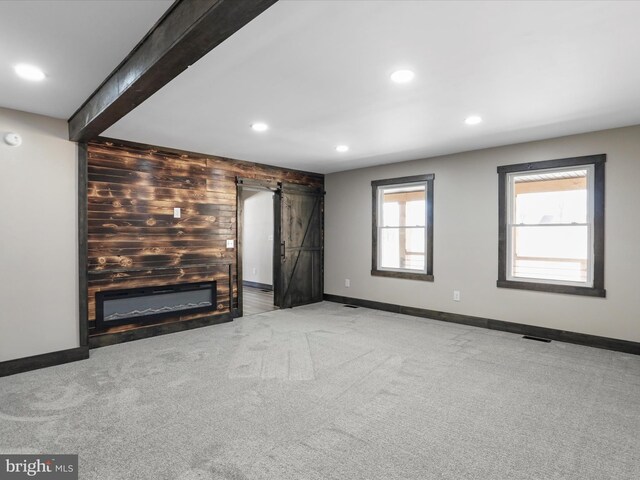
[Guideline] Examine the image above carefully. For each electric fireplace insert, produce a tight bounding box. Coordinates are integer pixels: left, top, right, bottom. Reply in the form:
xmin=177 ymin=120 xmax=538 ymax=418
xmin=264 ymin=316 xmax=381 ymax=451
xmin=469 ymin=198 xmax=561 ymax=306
xmin=95 ymin=281 xmax=217 ymax=330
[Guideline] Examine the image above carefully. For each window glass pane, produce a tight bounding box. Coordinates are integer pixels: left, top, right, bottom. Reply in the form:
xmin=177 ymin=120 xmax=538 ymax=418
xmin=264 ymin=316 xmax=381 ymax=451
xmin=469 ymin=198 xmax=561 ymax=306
xmin=404 ymin=228 xmax=425 ymax=270
xmin=511 ymin=225 xmax=588 ymax=282
xmin=380 ymin=227 xmax=400 ymax=269
xmin=380 ymin=184 xmax=425 ymax=227
xmin=380 ymin=227 xmax=425 ymax=271
xmin=404 ymin=254 xmax=425 ymax=271
xmin=382 ymin=201 xmax=400 ymax=227
xmin=406 ymin=200 xmax=425 ymax=226
xmin=513 ymin=170 xmax=587 ymax=224
xmin=405 ymin=228 xmax=425 ymax=254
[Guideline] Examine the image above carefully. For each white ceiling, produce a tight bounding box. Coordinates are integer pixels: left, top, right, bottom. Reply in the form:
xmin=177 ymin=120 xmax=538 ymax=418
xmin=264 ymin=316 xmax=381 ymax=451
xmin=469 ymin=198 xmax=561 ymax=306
xmin=104 ymin=0 xmax=640 ymax=173
xmin=3 ymin=1 xmax=640 ymax=174
xmin=0 ymin=0 xmax=172 ymax=119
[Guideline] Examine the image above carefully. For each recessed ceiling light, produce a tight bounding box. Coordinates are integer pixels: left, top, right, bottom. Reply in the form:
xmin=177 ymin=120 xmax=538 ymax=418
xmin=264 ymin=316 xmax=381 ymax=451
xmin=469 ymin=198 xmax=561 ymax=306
xmin=14 ymin=64 xmax=45 ymax=82
xmin=336 ymin=145 xmax=349 ymax=153
xmin=251 ymin=122 xmax=268 ymax=132
xmin=390 ymin=69 xmax=415 ymax=84
xmin=464 ymin=115 xmax=483 ymax=125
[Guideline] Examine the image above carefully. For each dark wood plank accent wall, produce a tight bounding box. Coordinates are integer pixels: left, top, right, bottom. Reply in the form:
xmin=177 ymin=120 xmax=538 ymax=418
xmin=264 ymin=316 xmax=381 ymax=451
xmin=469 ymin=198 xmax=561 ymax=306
xmin=86 ymin=138 xmax=323 ymax=340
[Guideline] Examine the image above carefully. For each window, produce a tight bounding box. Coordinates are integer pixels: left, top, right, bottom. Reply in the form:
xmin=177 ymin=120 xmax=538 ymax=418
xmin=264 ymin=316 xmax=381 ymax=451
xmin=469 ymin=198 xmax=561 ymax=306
xmin=497 ymin=155 xmax=605 ymax=297
xmin=372 ymin=174 xmax=434 ymax=281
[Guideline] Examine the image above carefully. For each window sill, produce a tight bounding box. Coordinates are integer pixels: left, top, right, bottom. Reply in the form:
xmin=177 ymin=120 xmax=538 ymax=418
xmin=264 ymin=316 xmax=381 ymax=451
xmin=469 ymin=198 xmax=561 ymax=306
xmin=372 ymin=270 xmax=434 ymax=282
xmin=497 ymin=280 xmax=605 ymax=297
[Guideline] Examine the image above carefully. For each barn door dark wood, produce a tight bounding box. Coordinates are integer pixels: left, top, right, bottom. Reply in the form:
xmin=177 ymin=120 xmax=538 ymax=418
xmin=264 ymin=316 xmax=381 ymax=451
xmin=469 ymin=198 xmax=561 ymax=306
xmin=274 ymin=183 xmax=324 ymax=308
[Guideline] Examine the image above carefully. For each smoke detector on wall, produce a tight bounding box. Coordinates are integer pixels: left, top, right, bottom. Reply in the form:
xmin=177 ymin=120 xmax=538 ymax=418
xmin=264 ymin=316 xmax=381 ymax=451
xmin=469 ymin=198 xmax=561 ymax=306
xmin=3 ymin=133 xmax=22 ymax=147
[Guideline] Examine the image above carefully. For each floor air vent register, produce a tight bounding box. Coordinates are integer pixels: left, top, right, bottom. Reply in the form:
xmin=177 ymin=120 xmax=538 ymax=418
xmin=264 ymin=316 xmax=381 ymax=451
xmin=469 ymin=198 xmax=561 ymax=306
xmin=522 ymin=335 xmax=552 ymax=343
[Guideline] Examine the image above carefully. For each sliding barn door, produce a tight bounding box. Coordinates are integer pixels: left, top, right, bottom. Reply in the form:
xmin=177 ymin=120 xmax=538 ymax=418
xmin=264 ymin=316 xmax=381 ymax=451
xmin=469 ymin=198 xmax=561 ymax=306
xmin=274 ymin=183 xmax=324 ymax=308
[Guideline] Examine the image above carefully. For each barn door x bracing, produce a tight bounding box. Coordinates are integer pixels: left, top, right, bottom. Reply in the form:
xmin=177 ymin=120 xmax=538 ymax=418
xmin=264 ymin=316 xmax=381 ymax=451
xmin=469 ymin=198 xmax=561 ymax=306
xmin=274 ymin=183 xmax=324 ymax=309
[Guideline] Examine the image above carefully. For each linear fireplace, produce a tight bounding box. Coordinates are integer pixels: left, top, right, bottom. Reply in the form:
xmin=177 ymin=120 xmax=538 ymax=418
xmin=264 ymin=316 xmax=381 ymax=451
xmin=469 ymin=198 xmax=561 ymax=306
xmin=95 ymin=281 xmax=217 ymax=330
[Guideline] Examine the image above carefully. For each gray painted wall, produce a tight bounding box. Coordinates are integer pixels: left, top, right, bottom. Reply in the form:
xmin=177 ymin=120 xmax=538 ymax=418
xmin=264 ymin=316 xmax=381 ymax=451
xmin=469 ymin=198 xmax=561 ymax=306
xmin=242 ymin=190 xmax=274 ymax=286
xmin=325 ymin=125 xmax=640 ymax=342
xmin=0 ymin=107 xmax=79 ymax=361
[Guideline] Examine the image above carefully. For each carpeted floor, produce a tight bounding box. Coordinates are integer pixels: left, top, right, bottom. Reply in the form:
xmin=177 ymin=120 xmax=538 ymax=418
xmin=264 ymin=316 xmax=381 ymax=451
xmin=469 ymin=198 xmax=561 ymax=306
xmin=1 ymin=302 xmax=639 ymax=479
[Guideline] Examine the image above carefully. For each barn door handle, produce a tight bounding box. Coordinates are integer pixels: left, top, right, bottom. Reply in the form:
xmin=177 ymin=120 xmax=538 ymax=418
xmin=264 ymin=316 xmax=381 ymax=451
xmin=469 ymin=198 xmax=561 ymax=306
xmin=280 ymin=242 xmax=286 ymax=258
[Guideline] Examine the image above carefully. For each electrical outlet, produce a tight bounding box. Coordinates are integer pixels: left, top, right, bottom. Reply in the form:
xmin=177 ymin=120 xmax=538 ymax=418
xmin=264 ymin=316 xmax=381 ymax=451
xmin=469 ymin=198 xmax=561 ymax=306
xmin=252 ymin=268 xmax=257 ymax=275
xmin=345 ymin=279 xmax=351 ymax=288
xmin=173 ymin=207 xmax=181 ymax=219
xmin=453 ymin=290 xmax=461 ymax=302
xmin=226 ymin=239 xmax=234 ymax=249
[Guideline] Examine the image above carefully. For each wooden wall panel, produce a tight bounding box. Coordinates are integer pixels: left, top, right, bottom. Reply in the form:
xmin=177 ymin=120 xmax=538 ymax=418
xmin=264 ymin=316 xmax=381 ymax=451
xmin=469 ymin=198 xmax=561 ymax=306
xmin=87 ymin=138 xmax=323 ymax=338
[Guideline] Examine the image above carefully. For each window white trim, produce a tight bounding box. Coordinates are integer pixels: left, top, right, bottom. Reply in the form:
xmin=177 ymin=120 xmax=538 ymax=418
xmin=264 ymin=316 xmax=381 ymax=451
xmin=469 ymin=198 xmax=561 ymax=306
xmin=505 ymin=165 xmax=595 ymax=288
xmin=376 ymin=181 xmax=428 ymax=275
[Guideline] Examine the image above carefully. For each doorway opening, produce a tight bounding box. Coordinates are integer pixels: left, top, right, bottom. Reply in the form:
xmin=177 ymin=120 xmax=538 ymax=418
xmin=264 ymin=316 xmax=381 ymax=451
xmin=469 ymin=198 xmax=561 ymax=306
xmin=237 ymin=178 xmax=324 ymax=316
xmin=239 ymin=187 xmax=278 ymax=316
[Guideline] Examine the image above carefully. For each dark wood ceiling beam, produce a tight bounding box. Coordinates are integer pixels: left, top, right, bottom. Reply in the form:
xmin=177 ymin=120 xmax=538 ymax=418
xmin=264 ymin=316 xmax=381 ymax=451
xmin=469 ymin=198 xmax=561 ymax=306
xmin=68 ymin=0 xmax=278 ymax=142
